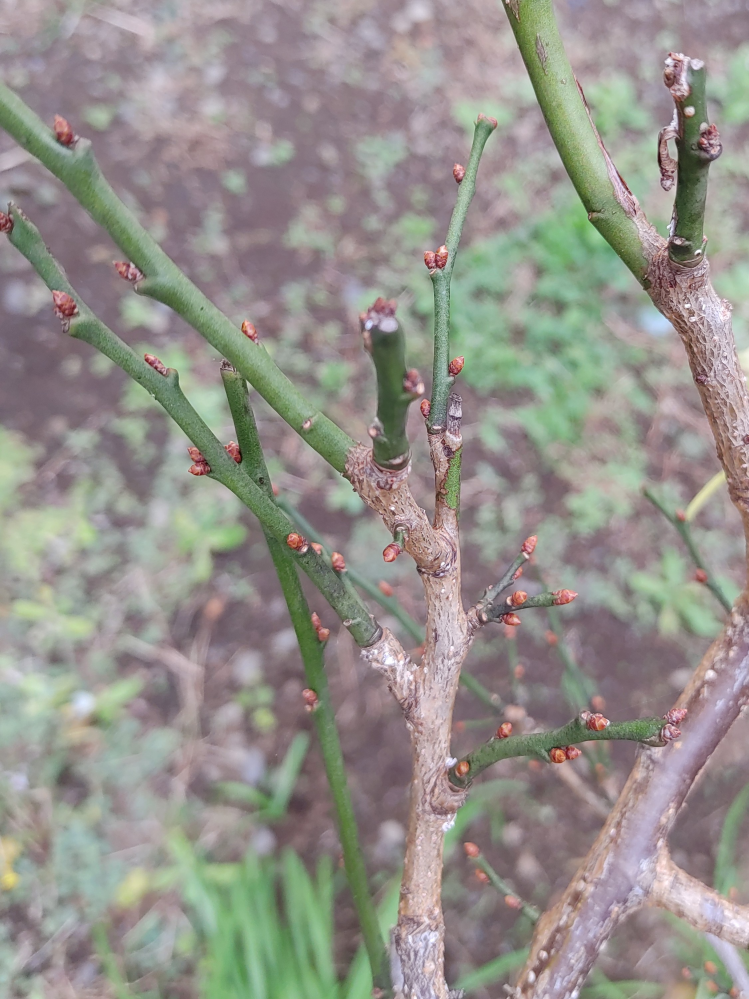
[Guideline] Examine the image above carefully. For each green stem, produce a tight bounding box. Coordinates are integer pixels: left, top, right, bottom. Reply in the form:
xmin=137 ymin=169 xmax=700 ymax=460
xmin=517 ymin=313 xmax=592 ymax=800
xmin=546 ymin=605 xmax=596 ymax=711
xmin=276 ymin=496 xmax=502 ymax=712
xmin=220 ymin=369 xmax=391 ymax=993
xmin=643 ymin=487 xmax=732 ymax=613
xmin=500 ymin=0 xmax=648 ymax=282
xmin=7 ymin=205 xmax=379 ymax=647
xmin=666 ymin=56 xmax=722 ymax=265
xmin=362 ymin=302 xmax=420 ymax=471
xmin=449 ymin=714 xmax=668 ymax=788
xmin=0 ymin=83 xmax=354 ymax=472
xmin=428 ymin=116 xmax=496 ymax=431
xmin=467 ymin=851 xmax=540 ymax=923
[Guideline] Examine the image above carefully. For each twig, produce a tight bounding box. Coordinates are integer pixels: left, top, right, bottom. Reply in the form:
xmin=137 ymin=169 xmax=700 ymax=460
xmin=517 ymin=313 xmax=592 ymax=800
xmin=662 ymin=54 xmax=722 ymax=265
xmin=220 ymin=366 xmax=391 ymax=992
xmin=643 ymin=487 xmax=732 ymax=612
xmin=448 ymin=711 xmax=678 ymax=789
xmin=704 ymin=934 xmax=749 ymax=997
xmin=0 ymin=84 xmax=355 ymax=472
xmin=427 ymin=115 xmax=496 ymax=431
xmin=463 ymin=843 xmax=540 ymax=923
xmin=4 ymin=206 xmax=380 ymax=648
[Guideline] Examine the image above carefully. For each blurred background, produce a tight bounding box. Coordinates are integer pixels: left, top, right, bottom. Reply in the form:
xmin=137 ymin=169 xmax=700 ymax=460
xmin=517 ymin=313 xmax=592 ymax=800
xmin=1 ymin=0 xmax=749 ymax=996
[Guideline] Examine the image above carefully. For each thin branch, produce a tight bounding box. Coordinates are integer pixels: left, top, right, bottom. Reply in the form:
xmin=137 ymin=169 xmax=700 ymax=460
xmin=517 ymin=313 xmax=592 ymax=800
xmin=0 ymin=85 xmax=355 ymax=472
xmin=463 ymin=843 xmax=540 ymax=923
xmin=361 ymin=298 xmax=424 ymax=471
xmin=220 ymin=366 xmax=391 ymax=993
xmin=427 ymin=115 xmax=496 ymax=431
xmin=498 ymin=0 xmax=649 ymax=281
xmin=644 ymin=487 xmax=732 ymax=612
xmin=650 ymin=849 xmax=749 ymax=949
xmin=448 ymin=711 xmax=680 ymax=789
xmin=662 ymin=54 xmax=722 ymax=266
xmin=4 ymin=205 xmax=380 ymax=648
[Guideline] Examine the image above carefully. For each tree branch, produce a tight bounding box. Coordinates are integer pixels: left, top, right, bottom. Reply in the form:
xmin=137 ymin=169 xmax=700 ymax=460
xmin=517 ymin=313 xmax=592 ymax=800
xmin=220 ymin=366 xmax=391 ymax=992
xmin=662 ymin=54 xmax=722 ymax=266
xmin=0 ymin=85 xmax=355 ymax=472
xmin=361 ymin=298 xmax=424 ymax=471
xmin=427 ymin=115 xmax=496 ymax=432
xmin=448 ymin=711 xmax=677 ymax=789
xmin=650 ymin=849 xmax=749 ymax=948
xmin=4 ymin=205 xmax=380 ymax=647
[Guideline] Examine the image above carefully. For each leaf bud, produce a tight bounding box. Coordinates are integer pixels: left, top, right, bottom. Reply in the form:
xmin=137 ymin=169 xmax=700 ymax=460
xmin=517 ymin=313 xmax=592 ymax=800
xmin=302 ymin=688 xmax=319 ymax=712
xmin=694 ymin=568 xmax=708 ymax=583
xmin=453 ymin=163 xmax=466 ymax=183
xmin=378 ymin=580 xmax=394 ymax=597
xmin=187 ymin=446 xmax=205 ymax=462
xmin=331 ymin=552 xmax=346 ymax=572
xmin=550 ymin=748 xmax=567 ymax=764
xmin=53 ymin=114 xmax=76 ymax=146
xmin=286 ymin=532 xmax=309 ymax=552
xmin=545 ymin=629 xmax=558 ymax=646
xmin=382 ymin=543 xmax=402 ymax=562
xmin=435 ymin=245 xmax=449 ymax=269
xmin=477 ymin=112 xmax=499 ymax=129
xmin=403 ymin=368 xmax=425 ymax=396
xmin=591 ymin=695 xmax=606 ymax=712
xmin=189 ymin=462 xmax=210 ymax=476
xmin=475 ymin=869 xmax=490 ymax=884
xmin=113 ymin=261 xmax=144 ymax=283
xmin=317 ymin=627 xmax=330 ymax=642
xmin=504 ymin=894 xmax=523 ymax=909
xmin=241 ymin=319 xmax=258 ymax=342
xmin=496 ymin=722 xmax=513 ymax=739
xmin=463 ymin=842 xmax=480 ymax=858
xmin=661 ymin=722 xmax=681 ymax=742
xmin=521 ymin=535 xmax=537 ymax=557
xmin=585 ymin=713 xmax=609 ymax=732
xmin=420 ymin=399 xmax=431 ymax=418
xmin=144 ymin=353 xmax=168 ymax=376
xmin=424 ymin=250 xmax=437 ymax=270
xmin=564 ymin=746 xmax=582 ymax=760
xmin=454 ymin=760 xmax=470 ymax=777
xmin=448 ymin=355 xmax=464 ymax=376
xmin=552 ymin=589 xmax=577 ymax=605
xmin=311 ymin=542 xmax=324 ymax=555
xmin=507 ymin=591 xmax=527 ymax=607
xmin=224 ymin=440 xmax=242 ymax=463
xmin=499 ymin=612 xmax=521 ymax=627
xmin=52 ymin=290 xmax=78 ymax=318
xmin=663 ymin=707 xmax=688 ymax=726
xmin=0 ymin=212 xmax=13 ymax=234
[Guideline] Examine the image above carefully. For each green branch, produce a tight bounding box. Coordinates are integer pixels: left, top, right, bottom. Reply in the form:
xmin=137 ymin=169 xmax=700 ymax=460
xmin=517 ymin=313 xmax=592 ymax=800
xmin=463 ymin=845 xmax=540 ymax=923
xmin=361 ymin=299 xmax=422 ymax=471
xmin=5 ymin=205 xmax=379 ymax=647
xmin=643 ymin=487 xmax=732 ymax=613
xmin=449 ymin=713 xmax=674 ymax=788
xmin=0 ymin=84 xmax=354 ymax=472
xmin=428 ymin=115 xmax=496 ymax=431
xmin=662 ymin=55 xmax=722 ymax=265
xmin=500 ymin=0 xmax=648 ymax=282
xmin=220 ymin=368 xmax=390 ymax=993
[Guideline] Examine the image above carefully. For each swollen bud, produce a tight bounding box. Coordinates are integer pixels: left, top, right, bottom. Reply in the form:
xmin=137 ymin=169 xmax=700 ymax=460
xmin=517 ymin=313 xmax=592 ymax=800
xmin=694 ymin=568 xmax=708 ymax=584
xmin=585 ymin=713 xmax=610 ymax=732
xmin=241 ymin=320 xmax=258 ymax=342
xmin=302 ymin=688 xmax=319 ymax=712
xmin=463 ymin=842 xmax=480 ymax=858
xmin=144 ymin=353 xmax=168 ymax=376
xmin=507 ymin=591 xmax=528 ymax=607
xmin=504 ymin=895 xmax=522 ymax=910
xmin=521 ymin=535 xmax=538 ymax=557
xmin=453 ymin=163 xmax=466 ymax=183
xmin=661 ymin=723 xmax=682 ymax=742
xmin=53 ymin=114 xmax=76 ymax=146
xmin=403 ymin=368 xmax=425 ymax=396
xmin=496 ymin=722 xmax=513 ymax=739
xmin=565 ymin=746 xmax=582 ymax=760
xmin=499 ymin=612 xmax=521 ymax=627
xmin=477 ymin=113 xmax=499 ymax=130
xmin=663 ymin=707 xmax=688 ymax=726
xmin=454 ymin=760 xmax=470 ymax=778
xmin=435 ymin=245 xmax=448 ymax=269
xmin=311 ymin=542 xmax=324 ymax=555
xmin=553 ymin=589 xmax=577 ymax=606
xmin=549 ymin=748 xmax=568 ymax=764
xmin=52 ymin=290 xmax=78 ymax=318
xmin=331 ymin=552 xmax=346 ymax=572
xmin=378 ymin=580 xmax=394 ymax=597
xmin=424 ymin=250 xmax=437 ymax=270
xmin=224 ymin=441 xmax=242 ymax=463
xmin=448 ymin=356 xmax=464 ymax=377
xmin=475 ymin=869 xmax=490 ymax=884
xmin=420 ymin=399 xmax=431 ymax=419
xmin=286 ymin=533 xmax=309 ymax=553
xmin=113 ymin=261 xmax=144 ymax=283
xmin=189 ymin=462 xmax=211 ymax=476
xmin=0 ymin=212 xmax=13 ymax=234
xmin=382 ymin=543 xmax=402 ymax=562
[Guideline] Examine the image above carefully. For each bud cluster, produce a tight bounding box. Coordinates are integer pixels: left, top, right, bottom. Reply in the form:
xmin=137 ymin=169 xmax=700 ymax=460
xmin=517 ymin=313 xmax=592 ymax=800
xmin=550 ymin=746 xmax=581 ymax=764
xmin=188 ymin=446 xmax=210 ymax=476
xmin=310 ymin=611 xmax=330 ymax=643
xmin=114 ymin=261 xmax=144 ymax=283
xmin=286 ymin=532 xmax=310 ymax=554
xmin=52 ymin=290 xmax=78 ymax=320
xmin=302 ymin=688 xmax=319 ymax=712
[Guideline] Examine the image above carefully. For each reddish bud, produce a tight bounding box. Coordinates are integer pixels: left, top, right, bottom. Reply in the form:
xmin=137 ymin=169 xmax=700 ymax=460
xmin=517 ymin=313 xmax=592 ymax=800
xmin=241 ymin=320 xmax=258 ymax=342
xmin=311 ymin=542 xmax=324 ymax=555
xmin=585 ymin=713 xmax=610 ymax=732
xmin=705 ymin=982 xmax=719 ymax=995
xmin=383 ymin=543 xmax=401 ymax=562
xmin=187 ymin=446 xmax=205 ymax=462
xmin=463 ymin=841 xmax=480 ymax=858
xmin=508 ymin=590 xmax=528 ymax=607
xmin=501 ymin=895 xmax=521 ymax=911
xmin=378 ymin=580 xmax=394 ymax=597
xmin=477 ymin=112 xmax=499 ymax=129
xmin=496 ymin=722 xmax=513 ymax=739
xmin=661 ymin=723 xmax=681 ymax=742
xmin=512 ymin=566 xmax=524 ymax=581
xmin=550 ymin=748 xmax=567 ymax=764
xmin=454 ymin=719 xmax=465 ymax=733
xmin=448 ymin=356 xmax=464 ymax=377
xmin=144 ymin=353 xmax=168 ymax=376
xmin=513 ymin=664 xmax=525 ymax=680
xmin=591 ymin=695 xmax=607 ymax=712
xmin=311 ymin=612 xmax=322 ymax=630
xmin=0 ymin=212 xmax=13 ymax=234
xmin=272 ymin=483 xmax=279 ymax=496
xmin=664 ymin=707 xmax=688 ymax=726
xmin=435 ymin=245 xmax=449 ymax=269
xmin=331 ymin=552 xmax=346 ymax=572
xmin=453 ymin=163 xmax=466 ymax=183
xmin=565 ymin=746 xmax=582 ymax=760
xmin=302 ymin=688 xmax=319 ymax=712
xmin=475 ymin=869 xmax=490 ymax=884
xmin=500 ymin=612 xmax=522 ymax=627
xmin=317 ymin=627 xmax=331 ymax=642
xmin=52 ymin=290 xmax=78 ymax=318
xmin=675 ymin=509 xmax=687 ymax=522
xmin=224 ymin=440 xmax=242 ymax=463
xmin=545 ymin=630 xmax=558 ymax=646
xmin=521 ymin=535 xmax=538 ymax=557
xmin=113 ymin=260 xmax=144 ymax=283
xmin=553 ymin=589 xmax=577 ymax=606
xmin=53 ymin=114 xmax=76 ymax=146
xmin=704 ymin=962 xmax=718 ymax=976
xmin=424 ymin=250 xmax=437 ymax=270
xmin=189 ymin=462 xmax=210 ymax=476
xmin=286 ymin=532 xmax=308 ymax=552
xmin=420 ymin=399 xmax=431 ymax=418
xmin=403 ymin=368 xmax=425 ymax=396
xmin=454 ymin=760 xmax=470 ymax=778
xmin=694 ymin=568 xmax=708 ymax=584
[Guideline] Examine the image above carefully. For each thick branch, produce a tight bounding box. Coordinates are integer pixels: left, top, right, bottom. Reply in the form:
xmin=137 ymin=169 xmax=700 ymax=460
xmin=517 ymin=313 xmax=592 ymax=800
xmin=651 ymin=850 xmax=749 ymax=948
xmin=662 ymin=54 xmax=722 ymax=265
xmin=221 ymin=365 xmax=390 ymax=991
xmin=428 ymin=115 xmax=496 ymax=431
xmin=5 ymin=206 xmax=379 ymax=647
xmin=0 ymin=85 xmax=355 ymax=471
xmin=361 ymin=298 xmax=423 ymax=471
